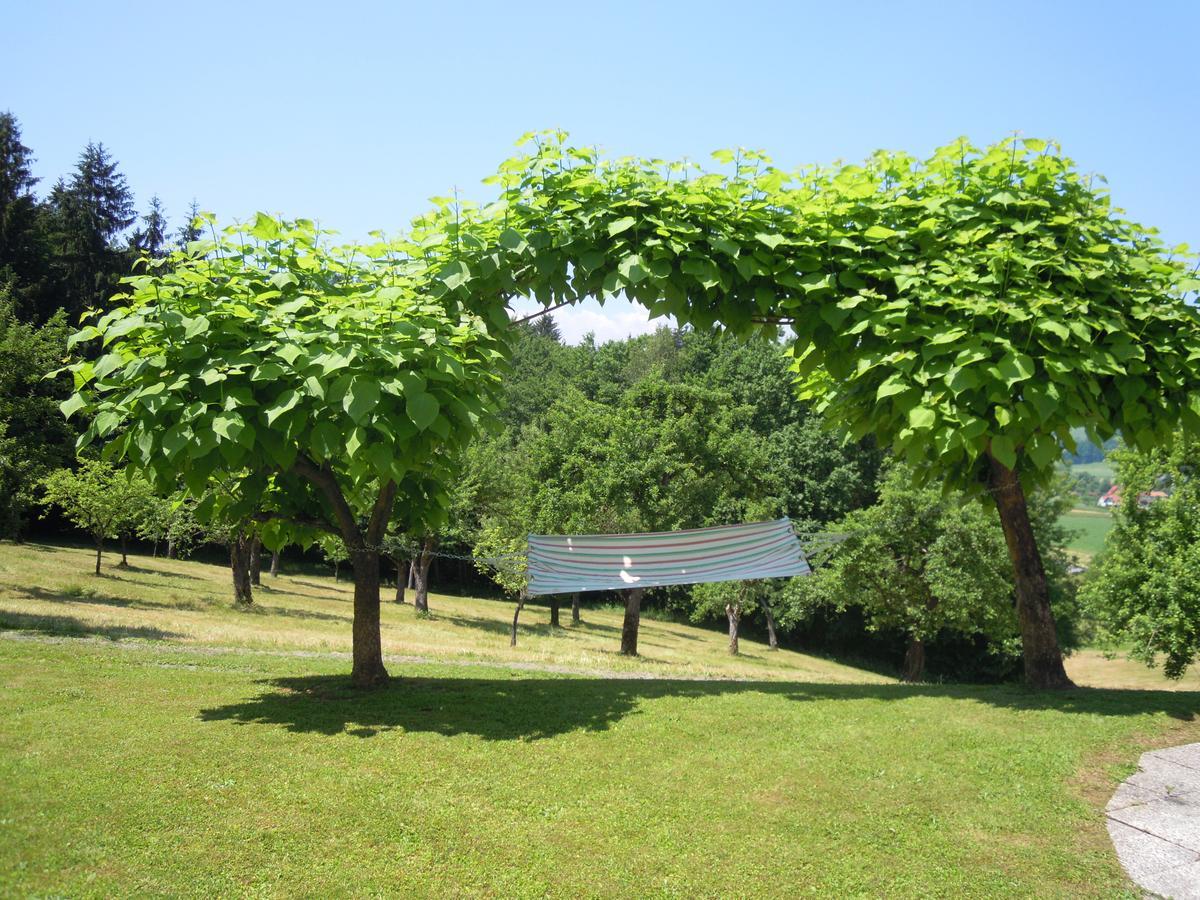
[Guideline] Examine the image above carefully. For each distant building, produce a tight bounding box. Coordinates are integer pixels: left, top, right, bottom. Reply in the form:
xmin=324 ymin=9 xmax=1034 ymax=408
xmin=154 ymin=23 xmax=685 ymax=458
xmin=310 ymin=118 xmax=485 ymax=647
xmin=1096 ymin=484 xmax=1167 ymax=509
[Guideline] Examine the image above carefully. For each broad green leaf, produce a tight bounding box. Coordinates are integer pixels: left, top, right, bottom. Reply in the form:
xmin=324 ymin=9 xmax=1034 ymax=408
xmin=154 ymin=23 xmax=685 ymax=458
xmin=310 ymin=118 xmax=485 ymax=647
xmin=607 ymin=217 xmax=637 ymax=237
xmin=343 ymin=377 xmax=380 ymax=423
xmin=406 ymin=391 xmax=439 ymax=431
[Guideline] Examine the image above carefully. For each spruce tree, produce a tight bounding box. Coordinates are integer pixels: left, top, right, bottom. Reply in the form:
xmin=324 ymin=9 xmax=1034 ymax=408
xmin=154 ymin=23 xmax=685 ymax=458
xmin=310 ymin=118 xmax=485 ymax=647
xmin=131 ymin=195 xmax=169 ymax=258
xmin=0 ymin=112 xmax=48 ymax=319
xmin=46 ymin=142 xmax=135 ymax=319
xmin=175 ymin=198 xmax=202 ymax=247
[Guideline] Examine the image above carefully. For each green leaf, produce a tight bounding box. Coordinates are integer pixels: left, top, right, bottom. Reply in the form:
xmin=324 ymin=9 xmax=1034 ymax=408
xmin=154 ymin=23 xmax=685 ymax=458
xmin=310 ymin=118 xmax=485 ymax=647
xmin=908 ymin=406 xmax=937 ymax=430
xmin=264 ymin=389 xmax=301 ymax=425
xmin=343 ymin=377 xmax=381 ymax=423
xmin=60 ymin=394 xmax=87 ymax=420
xmin=755 ymin=233 xmax=785 ymax=250
xmin=607 ymin=217 xmax=637 ymax=237
xmin=990 ymin=434 xmax=1017 ymax=469
xmin=438 ymin=260 xmax=471 ymax=291
xmin=212 ymin=412 xmax=246 ymax=444
xmin=864 ymin=225 xmax=898 ymax=241
xmin=406 ymin=391 xmax=439 ymax=431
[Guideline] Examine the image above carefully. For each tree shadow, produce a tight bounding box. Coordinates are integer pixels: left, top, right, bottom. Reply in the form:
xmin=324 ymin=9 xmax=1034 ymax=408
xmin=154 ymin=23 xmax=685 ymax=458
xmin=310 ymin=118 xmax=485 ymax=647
xmin=289 ymin=579 xmax=352 ymax=597
xmin=16 ymin=585 xmax=212 ymax=613
xmin=198 ymin=675 xmax=1200 ymax=743
xmin=0 ymin=611 xmax=185 ymax=641
xmin=244 ymin=604 xmax=350 ymax=624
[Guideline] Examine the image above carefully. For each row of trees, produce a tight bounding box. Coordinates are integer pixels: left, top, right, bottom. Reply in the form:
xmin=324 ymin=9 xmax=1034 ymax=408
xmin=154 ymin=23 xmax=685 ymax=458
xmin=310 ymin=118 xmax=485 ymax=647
xmin=13 ymin=126 xmax=1200 ymax=687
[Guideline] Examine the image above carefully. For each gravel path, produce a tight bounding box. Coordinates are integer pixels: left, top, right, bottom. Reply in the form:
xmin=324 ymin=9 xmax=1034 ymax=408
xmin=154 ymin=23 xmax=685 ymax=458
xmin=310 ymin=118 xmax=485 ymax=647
xmin=1107 ymin=742 xmax=1200 ymax=898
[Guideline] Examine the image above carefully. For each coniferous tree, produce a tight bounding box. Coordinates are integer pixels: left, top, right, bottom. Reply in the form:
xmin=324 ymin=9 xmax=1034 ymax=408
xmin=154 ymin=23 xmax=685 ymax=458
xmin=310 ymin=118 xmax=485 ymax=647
xmin=0 ymin=112 xmax=48 ymax=319
xmin=528 ymin=312 xmax=562 ymax=342
xmin=46 ymin=142 xmax=135 ymax=319
xmin=130 ymin=195 xmax=168 ymax=258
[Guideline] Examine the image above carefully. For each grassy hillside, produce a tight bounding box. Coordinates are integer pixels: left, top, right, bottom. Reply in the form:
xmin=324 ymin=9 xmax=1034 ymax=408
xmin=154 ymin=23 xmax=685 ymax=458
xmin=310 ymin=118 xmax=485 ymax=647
xmin=1060 ymin=509 xmax=1115 ymax=562
xmin=1069 ymin=460 xmax=1116 ymax=482
xmin=2 ymin=543 xmax=1198 ymax=897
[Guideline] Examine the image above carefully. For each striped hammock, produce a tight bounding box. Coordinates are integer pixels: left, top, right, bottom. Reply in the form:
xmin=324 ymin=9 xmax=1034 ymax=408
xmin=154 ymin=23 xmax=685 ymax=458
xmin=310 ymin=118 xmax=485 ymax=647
xmin=526 ymin=518 xmax=811 ymax=596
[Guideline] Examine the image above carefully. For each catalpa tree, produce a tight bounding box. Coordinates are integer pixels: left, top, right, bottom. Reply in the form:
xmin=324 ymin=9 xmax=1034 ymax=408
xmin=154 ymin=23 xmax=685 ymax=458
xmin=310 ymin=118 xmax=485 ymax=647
xmin=433 ymin=133 xmax=1200 ymax=688
xmin=64 ymin=215 xmax=505 ymax=686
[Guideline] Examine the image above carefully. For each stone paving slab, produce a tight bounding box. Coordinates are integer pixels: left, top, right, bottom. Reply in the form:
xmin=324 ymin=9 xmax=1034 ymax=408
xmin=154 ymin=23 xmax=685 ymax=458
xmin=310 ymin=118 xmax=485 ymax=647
xmin=1107 ymin=742 xmax=1200 ymax=899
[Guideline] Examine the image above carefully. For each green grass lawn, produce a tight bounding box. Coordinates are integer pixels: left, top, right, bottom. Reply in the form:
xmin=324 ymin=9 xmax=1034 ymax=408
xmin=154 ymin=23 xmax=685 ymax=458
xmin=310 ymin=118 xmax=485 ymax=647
xmin=1060 ymin=509 xmax=1115 ymax=562
xmin=1 ymin=543 xmax=1197 ymax=897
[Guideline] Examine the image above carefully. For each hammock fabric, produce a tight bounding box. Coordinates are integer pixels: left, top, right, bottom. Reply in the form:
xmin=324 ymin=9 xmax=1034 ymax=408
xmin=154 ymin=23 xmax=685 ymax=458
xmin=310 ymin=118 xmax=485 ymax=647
xmin=526 ymin=518 xmax=811 ymax=596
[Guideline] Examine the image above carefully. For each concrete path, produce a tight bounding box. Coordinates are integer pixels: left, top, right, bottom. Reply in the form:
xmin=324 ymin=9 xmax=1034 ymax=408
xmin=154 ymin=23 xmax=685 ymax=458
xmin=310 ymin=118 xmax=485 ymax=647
xmin=1107 ymin=742 xmax=1200 ymax=898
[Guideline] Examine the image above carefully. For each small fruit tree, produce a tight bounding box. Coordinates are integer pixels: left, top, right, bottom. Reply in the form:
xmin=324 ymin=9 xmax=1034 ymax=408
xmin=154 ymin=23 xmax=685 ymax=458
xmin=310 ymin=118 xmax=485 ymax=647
xmin=63 ymin=215 xmax=504 ymax=686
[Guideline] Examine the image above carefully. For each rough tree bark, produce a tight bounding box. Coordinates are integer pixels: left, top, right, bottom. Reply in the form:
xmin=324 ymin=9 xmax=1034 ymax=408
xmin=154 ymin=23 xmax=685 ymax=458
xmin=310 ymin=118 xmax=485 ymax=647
xmin=249 ymin=534 xmax=262 ymax=586
xmin=118 ymin=534 xmax=129 ymax=567
xmin=571 ymin=592 xmax=581 ymax=625
xmin=726 ymin=601 xmax=741 ymax=655
xmin=413 ymin=538 xmax=434 ymax=613
xmin=549 ymin=597 xmax=560 ymax=628
xmin=269 ymin=550 xmax=280 ymax=577
xmin=758 ymin=594 xmax=779 ymax=650
xmin=901 ymin=636 xmax=926 ymax=683
xmin=621 ymin=587 xmax=644 ymax=656
xmin=987 ymin=454 xmax=1074 ymax=689
xmin=93 ymin=537 xmax=103 ymax=575
xmin=293 ymin=457 xmax=395 ymax=688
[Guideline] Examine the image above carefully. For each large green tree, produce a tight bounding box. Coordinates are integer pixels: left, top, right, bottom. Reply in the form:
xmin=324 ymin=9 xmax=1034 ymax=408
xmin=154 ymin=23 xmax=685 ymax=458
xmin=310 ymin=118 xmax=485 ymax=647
xmin=432 ymin=133 xmax=1200 ymax=688
xmin=62 ymin=215 xmax=505 ymax=687
xmin=1082 ymin=437 xmax=1200 ymax=678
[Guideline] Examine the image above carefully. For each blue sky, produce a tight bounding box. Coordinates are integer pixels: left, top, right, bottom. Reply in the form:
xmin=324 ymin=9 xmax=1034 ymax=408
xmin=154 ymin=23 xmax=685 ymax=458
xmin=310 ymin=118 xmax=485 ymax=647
xmin=5 ymin=0 xmax=1198 ymax=342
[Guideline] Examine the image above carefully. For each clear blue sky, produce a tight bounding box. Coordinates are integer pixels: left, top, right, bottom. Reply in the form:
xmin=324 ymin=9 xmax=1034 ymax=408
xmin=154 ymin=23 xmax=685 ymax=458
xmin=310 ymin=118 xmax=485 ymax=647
xmin=6 ymin=0 xmax=1197 ymax=341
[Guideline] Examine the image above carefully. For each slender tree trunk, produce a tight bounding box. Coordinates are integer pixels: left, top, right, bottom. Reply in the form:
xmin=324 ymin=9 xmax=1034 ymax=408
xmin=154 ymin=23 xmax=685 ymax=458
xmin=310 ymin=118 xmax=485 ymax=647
xmin=413 ymin=538 xmax=434 ymax=613
xmin=119 ymin=534 xmax=129 ymax=567
xmin=901 ymin=636 xmax=926 ymax=682
xmin=249 ymin=534 xmax=262 ymax=586
xmin=571 ymin=592 xmax=581 ymax=625
xmin=93 ymin=537 xmax=103 ymax=576
xmin=621 ymin=588 xmax=644 ymax=656
xmin=407 ymin=560 xmax=416 ymax=590
xmin=393 ymin=559 xmax=407 ymax=604
xmin=988 ymin=454 xmax=1074 ymax=689
xmin=167 ymin=538 xmax=176 ymax=560
xmin=152 ymin=540 xmax=159 ymax=559
xmin=510 ymin=591 xmax=527 ymax=647
xmin=350 ymin=547 xmax=388 ymax=687
xmin=230 ymin=531 xmax=253 ymax=606
xmin=269 ymin=550 xmax=280 ymax=577
xmin=726 ymin=601 xmax=741 ymax=655
xmin=758 ymin=594 xmax=779 ymax=650
xmin=549 ymin=597 xmax=560 ymax=628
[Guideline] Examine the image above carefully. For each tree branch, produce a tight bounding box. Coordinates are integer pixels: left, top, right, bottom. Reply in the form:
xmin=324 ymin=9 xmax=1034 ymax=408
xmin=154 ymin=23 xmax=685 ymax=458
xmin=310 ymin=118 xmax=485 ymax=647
xmin=292 ymin=455 xmax=362 ymax=546
xmin=366 ymin=479 xmax=397 ymax=548
xmin=251 ymin=511 xmax=339 ymax=537
xmin=511 ymin=301 xmax=572 ymax=325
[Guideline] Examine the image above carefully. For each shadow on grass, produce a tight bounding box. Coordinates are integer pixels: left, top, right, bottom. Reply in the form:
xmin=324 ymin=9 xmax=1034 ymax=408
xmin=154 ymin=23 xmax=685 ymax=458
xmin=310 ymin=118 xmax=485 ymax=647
xmin=244 ymin=604 xmax=350 ymax=623
xmin=289 ymin=579 xmax=353 ymax=597
xmin=198 ymin=675 xmax=1200 ymax=742
xmin=0 ymin=611 xmax=185 ymax=641
xmin=17 ymin=585 xmax=213 ymax=613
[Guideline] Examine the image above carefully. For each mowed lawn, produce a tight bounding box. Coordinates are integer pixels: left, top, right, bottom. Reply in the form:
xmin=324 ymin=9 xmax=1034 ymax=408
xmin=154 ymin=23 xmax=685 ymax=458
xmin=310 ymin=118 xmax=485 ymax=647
xmin=1 ymin=544 xmax=1199 ymax=897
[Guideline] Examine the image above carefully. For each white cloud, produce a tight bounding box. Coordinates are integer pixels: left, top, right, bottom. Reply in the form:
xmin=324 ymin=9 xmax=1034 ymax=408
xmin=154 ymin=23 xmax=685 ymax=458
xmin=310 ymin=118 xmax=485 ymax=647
xmin=509 ymin=296 xmax=675 ymax=345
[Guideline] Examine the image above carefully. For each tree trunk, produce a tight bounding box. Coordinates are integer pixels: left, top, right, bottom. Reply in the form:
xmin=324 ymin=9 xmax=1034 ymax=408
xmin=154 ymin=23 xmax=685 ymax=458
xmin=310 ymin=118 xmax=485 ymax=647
xmin=93 ymin=537 xmax=103 ymax=575
xmin=571 ymin=592 xmax=581 ymax=625
xmin=269 ymin=550 xmax=280 ymax=577
xmin=549 ymin=597 xmax=560 ymax=628
xmin=988 ymin=454 xmax=1074 ymax=689
xmin=621 ymin=588 xmax=644 ymax=656
xmin=152 ymin=540 xmax=159 ymax=559
xmin=510 ymin=591 xmax=526 ymax=647
xmin=758 ymin=594 xmax=779 ymax=650
xmin=726 ymin=601 xmax=741 ymax=655
xmin=413 ymin=538 xmax=434 ymax=613
xmin=393 ymin=559 xmax=407 ymax=604
xmin=407 ymin=559 xmax=416 ymax=590
xmin=230 ymin=531 xmax=253 ymax=606
xmin=249 ymin=534 xmax=262 ymax=586
xmin=166 ymin=538 xmax=176 ymax=559
xmin=901 ymin=635 xmax=925 ymax=682
xmin=350 ymin=547 xmax=388 ymax=688
xmin=118 ymin=534 xmax=129 ymax=567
